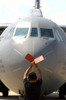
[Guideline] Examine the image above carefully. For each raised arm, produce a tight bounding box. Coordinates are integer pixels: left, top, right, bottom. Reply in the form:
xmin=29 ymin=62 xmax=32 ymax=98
xmin=34 ymin=63 xmax=43 ymax=79
xmin=23 ymin=63 xmax=34 ymax=79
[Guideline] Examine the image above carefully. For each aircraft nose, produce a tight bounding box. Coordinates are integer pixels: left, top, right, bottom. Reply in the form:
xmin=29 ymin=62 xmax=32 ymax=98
xmin=25 ymin=39 xmax=52 ymax=57
xmin=13 ymin=38 xmax=54 ymax=60
xmin=29 ymin=39 xmax=55 ymax=58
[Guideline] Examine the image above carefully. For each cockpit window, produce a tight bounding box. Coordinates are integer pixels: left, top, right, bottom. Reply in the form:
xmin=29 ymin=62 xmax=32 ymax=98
xmin=5 ymin=27 xmax=15 ymax=39
xmin=30 ymin=28 xmax=38 ymax=37
xmin=40 ymin=28 xmax=53 ymax=38
xmin=15 ymin=28 xmax=28 ymax=37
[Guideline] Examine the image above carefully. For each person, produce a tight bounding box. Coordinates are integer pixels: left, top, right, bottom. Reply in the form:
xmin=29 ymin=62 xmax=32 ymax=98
xmin=23 ymin=62 xmax=43 ymax=100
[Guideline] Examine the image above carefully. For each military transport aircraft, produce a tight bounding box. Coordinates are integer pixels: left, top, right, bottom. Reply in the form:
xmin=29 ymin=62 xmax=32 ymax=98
xmin=0 ymin=0 xmax=66 ymax=99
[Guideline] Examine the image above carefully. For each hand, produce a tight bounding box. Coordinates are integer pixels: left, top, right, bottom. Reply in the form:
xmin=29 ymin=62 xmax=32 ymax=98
xmin=31 ymin=61 xmax=35 ymax=66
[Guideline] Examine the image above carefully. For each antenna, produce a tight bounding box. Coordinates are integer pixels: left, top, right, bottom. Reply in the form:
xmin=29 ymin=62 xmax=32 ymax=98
xmin=35 ymin=0 xmax=40 ymax=9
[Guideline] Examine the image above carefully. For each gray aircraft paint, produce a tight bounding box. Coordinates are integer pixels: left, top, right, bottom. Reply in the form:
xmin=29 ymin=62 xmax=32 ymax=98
xmin=0 ymin=0 xmax=66 ymax=95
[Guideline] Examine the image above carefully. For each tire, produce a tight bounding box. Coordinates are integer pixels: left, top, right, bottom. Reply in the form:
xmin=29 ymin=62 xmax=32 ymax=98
xmin=59 ymin=90 xmax=65 ymax=99
xmin=3 ymin=90 xmax=8 ymax=97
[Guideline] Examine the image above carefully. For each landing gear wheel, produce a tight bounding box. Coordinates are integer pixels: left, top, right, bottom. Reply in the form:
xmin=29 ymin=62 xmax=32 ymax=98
xmin=59 ymin=90 xmax=65 ymax=99
xmin=3 ymin=90 xmax=8 ymax=97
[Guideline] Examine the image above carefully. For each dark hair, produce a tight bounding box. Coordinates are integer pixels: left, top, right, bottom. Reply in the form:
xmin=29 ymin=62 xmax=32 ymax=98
xmin=28 ymin=72 xmax=37 ymax=81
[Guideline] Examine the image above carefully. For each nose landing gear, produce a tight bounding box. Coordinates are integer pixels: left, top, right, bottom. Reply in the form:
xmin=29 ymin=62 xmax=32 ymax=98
xmin=59 ymin=82 xmax=66 ymax=99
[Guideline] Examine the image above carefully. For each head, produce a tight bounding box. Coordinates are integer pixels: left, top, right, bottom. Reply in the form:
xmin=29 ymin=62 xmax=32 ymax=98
xmin=28 ymin=72 xmax=37 ymax=83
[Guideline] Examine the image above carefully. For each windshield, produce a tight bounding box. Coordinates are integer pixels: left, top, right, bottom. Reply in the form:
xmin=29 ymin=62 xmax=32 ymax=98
xmin=40 ymin=28 xmax=54 ymax=38
xmin=15 ymin=28 xmax=28 ymax=37
xmin=30 ymin=28 xmax=38 ymax=37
